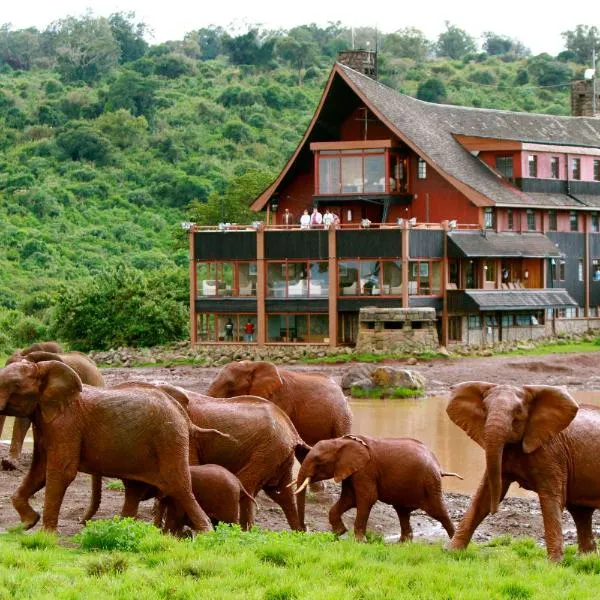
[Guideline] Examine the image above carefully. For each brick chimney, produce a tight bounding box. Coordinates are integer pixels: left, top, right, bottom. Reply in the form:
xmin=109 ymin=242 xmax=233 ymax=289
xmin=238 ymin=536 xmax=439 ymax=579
xmin=570 ymin=79 xmax=599 ymax=117
xmin=337 ymin=50 xmax=377 ymax=80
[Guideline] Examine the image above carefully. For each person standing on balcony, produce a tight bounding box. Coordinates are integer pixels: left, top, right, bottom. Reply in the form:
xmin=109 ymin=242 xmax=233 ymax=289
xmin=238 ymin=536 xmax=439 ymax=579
xmin=244 ymin=319 xmax=255 ymax=342
xmin=323 ymin=208 xmax=334 ymax=229
xmin=283 ymin=208 xmax=294 ymax=226
xmin=225 ymin=318 xmax=234 ymax=341
xmin=300 ymin=209 xmax=310 ymax=229
xmin=310 ymin=206 xmax=323 ymax=228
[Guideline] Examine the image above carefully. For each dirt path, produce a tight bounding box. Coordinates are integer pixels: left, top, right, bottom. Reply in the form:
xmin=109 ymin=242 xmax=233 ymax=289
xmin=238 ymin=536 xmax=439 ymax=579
xmin=2 ymin=351 xmax=600 ymax=545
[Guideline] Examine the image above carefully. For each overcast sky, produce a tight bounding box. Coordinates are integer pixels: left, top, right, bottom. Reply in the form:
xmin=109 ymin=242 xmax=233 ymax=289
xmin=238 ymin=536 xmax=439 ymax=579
xmin=3 ymin=0 xmax=599 ymax=58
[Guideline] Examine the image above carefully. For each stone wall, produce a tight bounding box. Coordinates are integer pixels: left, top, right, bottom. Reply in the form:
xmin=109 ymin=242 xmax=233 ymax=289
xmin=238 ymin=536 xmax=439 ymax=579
xmin=355 ymin=307 xmax=439 ymax=353
xmin=553 ymin=317 xmax=600 ymax=336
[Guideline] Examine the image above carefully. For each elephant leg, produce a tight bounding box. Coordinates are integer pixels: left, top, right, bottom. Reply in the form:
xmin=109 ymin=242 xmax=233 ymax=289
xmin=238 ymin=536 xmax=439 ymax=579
xmin=169 ymin=488 xmax=212 ymax=533
xmin=353 ymin=485 xmax=376 ymax=543
xmin=152 ymin=498 xmax=167 ymax=529
xmin=263 ymin=485 xmax=302 ymax=532
xmin=11 ymin=438 xmax=47 ymax=529
xmin=121 ymin=480 xmax=155 ymax=518
xmin=80 ymin=474 xmax=102 ymax=524
xmin=394 ymin=506 xmax=413 ymax=542
xmin=2 ymin=417 xmax=31 ymax=471
xmin=447 ymin=475 xmax=510 ymax=551
xmin=234 ymin=469 xmax=259 ymax=530
xmin=567 ymin=505 xmax=597 ymax=554
xmin=421 ymin=494 xmax=455 ymax=539
xmin=539 ymin=492 xmax=565 ymax=562
xmin=329 ymin=482 xmax=355 ymax=536
xmin=42 ymin=452 xmax=79 ymax=532
xmin=162 ymin=498 xmax=186 ymax=535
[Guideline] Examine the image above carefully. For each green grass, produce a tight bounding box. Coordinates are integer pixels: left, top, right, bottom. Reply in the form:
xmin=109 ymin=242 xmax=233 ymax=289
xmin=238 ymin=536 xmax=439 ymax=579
xmin=104 ymin=480 xmax=125 ymax=491
xmin=1 ymin=523 xmax=600 ymax=599
xmin=300 ymin=351 xmax=448 ymax=365
xmin=351 ymin=386 xmax=425 ymax=399
xmin=493 ymin=338 xmax=600 ymax=357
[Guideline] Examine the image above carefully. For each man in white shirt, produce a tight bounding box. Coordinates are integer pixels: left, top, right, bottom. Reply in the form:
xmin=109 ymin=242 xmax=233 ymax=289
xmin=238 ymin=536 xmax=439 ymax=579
xmin=310 ymin=207 xmax=323 ymax=227
xmin=300 ymin=209 xmax=311 ymax=229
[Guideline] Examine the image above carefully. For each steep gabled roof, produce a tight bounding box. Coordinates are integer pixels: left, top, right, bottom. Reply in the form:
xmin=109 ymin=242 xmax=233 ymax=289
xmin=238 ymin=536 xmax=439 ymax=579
xmin=252 ymin=63 xmax=600 ymax=212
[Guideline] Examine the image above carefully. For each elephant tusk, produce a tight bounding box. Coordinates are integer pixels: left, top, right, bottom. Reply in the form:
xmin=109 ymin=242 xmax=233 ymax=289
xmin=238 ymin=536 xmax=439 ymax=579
xmin=294 ymin=477 xmax=311 ymax=495
xmin=286 ymin=480 xmax=297 ymax=488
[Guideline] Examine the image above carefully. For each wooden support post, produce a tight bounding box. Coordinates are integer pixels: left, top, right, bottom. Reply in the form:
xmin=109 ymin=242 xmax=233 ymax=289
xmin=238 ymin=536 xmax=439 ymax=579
xmin=495 ymin=258 xmax=502 ymax=289
xmin=328 ymin=227 xmax=338 ymax=347
xmin=256 ymin=227 xmax=266 ymax=346
xmin=584 ymin=213 xmax=590 ymax=317
xmin=402 ymin=221 xmax=410 ymax=308
xmin=441 ymin=221 xmax=449 ymax=347
xmin=189 ymin=227 xmax=197 ymax=345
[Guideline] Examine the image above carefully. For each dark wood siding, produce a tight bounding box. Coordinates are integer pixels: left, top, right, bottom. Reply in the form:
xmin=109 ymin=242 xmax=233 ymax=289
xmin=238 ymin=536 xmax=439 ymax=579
xmin=546 ymin=232 xmax=585 ymax=306
xmin=409 ymin=297 xmax=443 ymax=311
xmin=195 ymin=298 xmax=257 ymax=312
xmin=591 ymin=233 xmax=600 ymax=308
xmin=266 ymin=299 xmax=329 ymax=312
xmin=194 ymin=231 xmax=257 ymax=260
xmin=265 ymin=230 xmax=328 ymax=259
xmin=337 ymin=298 xmax=403 ymax=311
xmin=409 ymin=230 xmax=444 ymax=258
xmin=337 ymin=229 xmax=401 ymax=258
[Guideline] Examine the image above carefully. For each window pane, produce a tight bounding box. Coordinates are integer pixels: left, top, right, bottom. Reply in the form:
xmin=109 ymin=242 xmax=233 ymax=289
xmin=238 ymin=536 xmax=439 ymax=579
xmin=287 ymin=314 xmax=307 ymax=342
xmin=241 ymin=315 xmax=257 ymax=343
xmin=409 ymin=262 xmax=418 ymax=295
xmin=319 ymin=157 xmax=340 ymax=194
xmin=309 ymin=315 xmax=329 ymax=343
xmin=382 ymin=261 xmax=402 ymax=295
xmin=287 ymin=262 xmax=307 ymax=297
xmin=431 ymin=262 xmax=442 ymax=294
xmin=267 ymin=263 xmax=286 ymax=297
xmin=485 ymin=261 xmax=496 ymax=283
xmin=360 ymin=261 xmax=380 ymax=295
xmin=339 ymin=261 xmax=359 ymax=295
xmin=341 ymin=156 xmax=363 ymax=192
xmin=527 ymin=210 xmax=535 ymax=231
xmin=199 ymin=263 xmax=217 ymax=296
xmin=570 ymin=212 xmax=578 ymax=232
xmin=267 ymin=315 xmax=286 ymax=342
xmin=550 ymin=157 xmax=559 ymax=179
xmin=572 ymin=158 xmax=581 ymax=180
xmin=548 ymin=211 xmax=557 ymax=231
xmin=238 ymin=262 xmax=257 ymax=296
xmin=309 ymin=262 xmax=328 ymax=297
xmin=419 ymin=262 xmax=430 ymax=294
xmin=364 ymin=155 xmax=385 ymax=192
xmin=528 ymin=155 xmax=537 ymax=177
xmin=417 ymin=158 xmax=427 ymax=179
xmin=496 ymin=156 xmax=513 ymax=179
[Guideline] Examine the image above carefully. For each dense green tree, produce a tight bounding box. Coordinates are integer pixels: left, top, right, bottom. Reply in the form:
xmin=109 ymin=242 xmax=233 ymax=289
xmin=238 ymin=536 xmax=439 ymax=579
xmin=482 ymin=32 xmax=529 ymax=57
xmin=226 ymin=29 xmax=276 ymax=66
xmin=528 ymin=54 xmax=573 ymax=86
xmin=153 ymin=52 xmax=195 ymax=78
xmin=95 ymin=109 xmax=148 ymax=149
xmin=108 ymin=12 xmax=149 ymax=63
xmin=277 ymin=36 xmax=319 ymax=83
xmin=183 ymin=27 xmax=228 ymax=60
xmin=416 ymin=78 xmax=447 ymax=103
xmin=56 ymin=122 xmax=113 ymax=164
xmin=0 ymin=25 xmax=43 ymax=70
xmin=561 ymin=25 xmax=600 ymax=64
xmin=383 ymin=28 xmax=431 ymax=61
xmin=436 ymin=22 xmax=477 ymax=59
xmin=105 ymin=70 xmax=158 ymax=119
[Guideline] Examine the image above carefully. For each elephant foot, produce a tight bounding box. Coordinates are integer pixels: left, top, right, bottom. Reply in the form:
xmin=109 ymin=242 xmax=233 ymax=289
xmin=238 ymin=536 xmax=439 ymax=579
xmin=23 ymin=512 xmax=41 ymax=531
xmin=444 ymin=538 xmax=468 ymax=552
xmin=547 ymin=551 xmax=564 ymax=563
xmin=1 ymin=457 xmax=19 ymax=471
xmin=331 ymin=523 xmax=347 ymax=537
xmin=577 ymin=542 xmax=597 ymax=555
xmin=400 ymin=533 xmax=413 ymax=543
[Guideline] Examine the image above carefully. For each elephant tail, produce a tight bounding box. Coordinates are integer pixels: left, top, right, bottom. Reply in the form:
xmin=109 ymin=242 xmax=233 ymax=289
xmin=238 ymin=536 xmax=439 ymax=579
xmin=239 ymin=486 xmax=259 ymax=510
xmin=294 ymin=442 xmax=312 ymax=463
xmin=191 ymin=424 xmax=231 ymax=440
xmin=441 ymin=471 xmax=464 ymax=480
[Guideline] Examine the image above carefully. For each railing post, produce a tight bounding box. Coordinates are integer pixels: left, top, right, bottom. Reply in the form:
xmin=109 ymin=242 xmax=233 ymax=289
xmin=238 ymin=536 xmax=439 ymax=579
xmin=584 ymin=213 xmax=590 ymax=317
xmin=441 ymin=220 xmax=449 ymax=347
xmin=256 ymin=227 xmax=266 ymax=346
xmin=189 ymin=226 xmax=197 ymax=345
xmin=402 ymin=221 xmax=409 ymax=308
xmin=328 ymin=227 xmax=337 ymax=347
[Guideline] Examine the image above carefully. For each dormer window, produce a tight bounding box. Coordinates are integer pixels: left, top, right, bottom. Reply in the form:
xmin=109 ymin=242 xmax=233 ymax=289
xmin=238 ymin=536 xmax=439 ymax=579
xmin=495 ymin=156 xmax=513 ymax=181
xmin=312 ymin=140 xmax=406 ymax=195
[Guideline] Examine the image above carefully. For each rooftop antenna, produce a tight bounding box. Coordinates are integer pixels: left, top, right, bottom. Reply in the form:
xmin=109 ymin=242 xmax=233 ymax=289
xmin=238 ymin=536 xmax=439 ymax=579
xmin=585 ymin=47 xmax=597 ymax=116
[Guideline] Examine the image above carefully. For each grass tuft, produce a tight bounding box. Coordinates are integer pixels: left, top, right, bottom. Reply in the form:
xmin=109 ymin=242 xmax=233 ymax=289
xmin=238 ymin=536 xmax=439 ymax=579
xmin=104 ymin=479 xmax=125 ymax=491
xmin=18 ymin=531 xmax=58 ymax=550
xmin=86 ymin=554 xmax=129 ymax=577
xmin=351 ymin=385 xmax=425 ymax=399
xmin=75 ymin=517 xmax=165 ymax=552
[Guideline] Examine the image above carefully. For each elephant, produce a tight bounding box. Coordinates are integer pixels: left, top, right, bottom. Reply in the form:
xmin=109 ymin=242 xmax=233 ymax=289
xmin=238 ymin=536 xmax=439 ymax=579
xmin=160 ymin=464 xmax=257 ymax=534
xmin=0 ymin=349 xmax=104 ymax=471
xmin=0 ymin=359 xmax=220 ymax=533
xmin=82 ymin=385 xmax=311 ymax=531
xmin=294 ymin=434 xmax=460 ymax=542
xmin=445 ymin=382 xmax=600 ymax=562
xmin=207 ymin=360 xmax=352 ymax=447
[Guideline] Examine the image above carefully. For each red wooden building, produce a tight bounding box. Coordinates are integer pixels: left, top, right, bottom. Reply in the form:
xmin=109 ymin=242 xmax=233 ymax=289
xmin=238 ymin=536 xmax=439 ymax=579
xmin=190 ymin=52 xmax=600 ymax=347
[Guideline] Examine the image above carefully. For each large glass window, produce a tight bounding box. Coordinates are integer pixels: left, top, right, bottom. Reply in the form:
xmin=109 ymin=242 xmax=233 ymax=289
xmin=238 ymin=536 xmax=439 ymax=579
xmin=496 ymin=156 xmax=513 ymax=180
xmin=408 ymin=260 xmax=442 ymax=295
xmin=267 ymin=314 xmax=328 ymax=343
xmin=484 ymin=261 xmax=496 ymax=283
xmin=382 ymin=261 xmax=402 ymax=295
xmin=364 ymin=155 xmax=386 ymax=192
xmin=341 ymin=156 xmax=363 ymax=193
xmin=318 ymin=157 xmax=340 ymax=194
xmin=267 ymin=261 xmax=328 ymax=298
xmin=197 ymin=314 xmax=257 ymax=343
xmin=317 ymin=150 xmax=389 ymax=195
xmin=198 ymin=262 xmax=254 ymax=297
xmin=309 ymin=262 xmax=329 ymax=297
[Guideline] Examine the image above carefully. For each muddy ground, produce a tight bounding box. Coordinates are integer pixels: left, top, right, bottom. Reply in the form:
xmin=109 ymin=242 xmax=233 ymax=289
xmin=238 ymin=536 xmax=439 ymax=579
xmin=2 ymin=351 xmax=600 ymax=545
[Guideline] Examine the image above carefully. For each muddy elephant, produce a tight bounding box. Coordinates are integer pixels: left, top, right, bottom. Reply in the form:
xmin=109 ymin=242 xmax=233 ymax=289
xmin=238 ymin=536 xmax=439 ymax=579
xmin=83 ymin=386 xmax=311 ymax=531
xmin=445 ymin=382 xmax=600 ymax=562
xmin=161 ymin=464 xmax=257 ymax=533
xmin=0 ymin=349 xmax=104 ymax=471
xmin=294 ymin=434 xmax=459 ymax=541
xmin=0 ymin=360 xmax=218 ymax=533
xmin=207 ymin=361 xmax=352 ymax=446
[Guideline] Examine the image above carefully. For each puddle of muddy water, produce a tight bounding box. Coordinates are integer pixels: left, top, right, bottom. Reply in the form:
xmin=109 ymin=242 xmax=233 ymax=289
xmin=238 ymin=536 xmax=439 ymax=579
xmin=350 ymin=391 xmax=600 ymax=498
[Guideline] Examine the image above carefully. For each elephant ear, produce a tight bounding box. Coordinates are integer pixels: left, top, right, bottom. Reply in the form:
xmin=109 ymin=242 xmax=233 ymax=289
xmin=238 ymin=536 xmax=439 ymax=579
xmin=36 ymin=360 xmax=82 ymax=423
xmin=159 ymin=384 xmax=190 ymax=411
xmin=334 ymin=438 xmax=370 ymax=483
xmin=23 ymin=351 xmax=63 ymax=364
xmin=249 ymin=362 xmax=283 ymax=399
xmin=522 ymin=386 xmax=579 ymax=454
xmin=446 ymin=382 xmax=496 ymax=448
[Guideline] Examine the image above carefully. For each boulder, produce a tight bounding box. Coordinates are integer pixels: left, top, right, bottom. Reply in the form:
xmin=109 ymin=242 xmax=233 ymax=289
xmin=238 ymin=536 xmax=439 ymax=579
xmin=370 ymin=367 xmax=426 ymax=391
xmin=341 ymin=364 xmax=376 ymax=390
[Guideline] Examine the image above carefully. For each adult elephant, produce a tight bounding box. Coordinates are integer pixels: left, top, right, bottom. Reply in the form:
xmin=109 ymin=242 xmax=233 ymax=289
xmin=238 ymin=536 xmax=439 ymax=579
xmin=0 ymin=349 xmax=104 ymax=471
xmin=207 ymin=361 xmax=352 ymax=446
xmin=82 ymin=386 xmax=311 ymax=531
xmin=445 ymin=382 xmax=600 ymax=562
xmin=0 ymin=360 xmax=218 ymax=533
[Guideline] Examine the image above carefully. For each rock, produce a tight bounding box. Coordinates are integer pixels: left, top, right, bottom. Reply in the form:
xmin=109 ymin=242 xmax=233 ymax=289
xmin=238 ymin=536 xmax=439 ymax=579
xmin=370 ymin=367 xmax=426 ymax=391
xmin=437 ymin=346 xmax=450 ymax=358
xmin=406 ymin=357 xmax=418 ymax=366
xmin=351 ymin=378 xmax=374 ymax=391
xmin=341 ymin=364 xmax=376 ymax=390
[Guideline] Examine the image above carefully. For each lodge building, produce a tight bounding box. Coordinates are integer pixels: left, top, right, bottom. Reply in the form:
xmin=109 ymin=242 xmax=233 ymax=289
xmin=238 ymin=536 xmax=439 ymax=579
xmin=189 ymin=52 xmax=600 ymax=347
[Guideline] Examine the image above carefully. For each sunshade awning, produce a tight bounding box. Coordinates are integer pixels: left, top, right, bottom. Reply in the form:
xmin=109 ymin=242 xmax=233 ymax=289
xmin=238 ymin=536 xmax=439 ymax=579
xmin=448 ymin=231 xmax=563 ymax=258
xmin=448 ymin=289 xmax=577 ymax=312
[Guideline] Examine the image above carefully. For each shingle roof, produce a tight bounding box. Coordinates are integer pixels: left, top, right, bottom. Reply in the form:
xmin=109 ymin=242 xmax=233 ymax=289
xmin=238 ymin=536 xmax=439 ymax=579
xmin=449 ymin=289 xmax=577 ymax=312
xmin=574 ymin=194 xmax=600 ymax=208
xmin=338 ymin=64 xmax=600 ymax=210
xmin=448 ymin=231 xmax=563 ymax=258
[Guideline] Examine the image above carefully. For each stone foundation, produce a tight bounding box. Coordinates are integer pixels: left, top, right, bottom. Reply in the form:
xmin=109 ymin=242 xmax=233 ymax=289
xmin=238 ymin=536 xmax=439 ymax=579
xmin=355 ymin=307 xmax=439 ymax=353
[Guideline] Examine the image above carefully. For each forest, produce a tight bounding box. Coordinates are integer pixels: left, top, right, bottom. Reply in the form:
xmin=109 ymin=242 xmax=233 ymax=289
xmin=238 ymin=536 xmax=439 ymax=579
xmin=0 ymin=14 xmax=598 ymax=352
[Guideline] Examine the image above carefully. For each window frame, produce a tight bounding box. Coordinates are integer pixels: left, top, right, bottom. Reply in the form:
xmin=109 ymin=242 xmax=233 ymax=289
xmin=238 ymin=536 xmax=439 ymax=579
xmin=266 ymin=260 xmax=328 ymax=299
xmin=526 ymin=209 xmax=536 ymax=231
xmin=548 ymin=210 xmax=557 ymax=232
xmin=572 ymin=157 xmax=581 ymax=180
xmin=570 ymin=211 xmax=578 ymax=232
xmin=266 ymin=313 xmax=329 ymax=344
xmin=594 ymin=160 xmax=600 ymax=182
xmin=507 ymin=208 xmax=513 ymax=231
xmin=484 ymin=207 xmax=495 ymax=230
xmin=495 ymin=155 xmax=514 ymax=180
xmin=417 ymin=158 xmax=427 ymax=179
xmin=592 ymin=212 xmax=599 ymax=233
xmin=408 ymin=259 xmax=443 ymax=296
xmin=197 ymin=261 xmax=257 ymax=297
xmin=550 ymin=156 xmax=560 ymax=179
xmin=528 ymin=154 xmax=538 ymax=178
xmin=197 ymin=313 xmax=258 ymax=343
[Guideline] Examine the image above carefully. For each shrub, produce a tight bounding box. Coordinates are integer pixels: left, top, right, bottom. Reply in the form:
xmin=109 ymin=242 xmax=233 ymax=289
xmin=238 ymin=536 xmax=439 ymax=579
xmin=416 ymin=78 xmax=447 ymax=103
xmin=56 ymin=123 xmax=113 ymax=164
xmin=86 ymin=555 xmax=129 ymax=577
xmin=153 ymin=53 xmax=196 ymax=78
xmin=76 ymin=517 xmax=165 ymax=552
xmin=467 ymin=69 xmax=496 ymax=85
xmin=222 ymin=120 xmax=252 ymax=143
xmin=18 ymin=531 xmax=58 ymax=550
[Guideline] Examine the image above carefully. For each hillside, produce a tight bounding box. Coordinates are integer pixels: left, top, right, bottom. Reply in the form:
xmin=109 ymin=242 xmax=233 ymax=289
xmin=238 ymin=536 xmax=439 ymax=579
xmin=0 ymin=17 xmax=594 ymax=351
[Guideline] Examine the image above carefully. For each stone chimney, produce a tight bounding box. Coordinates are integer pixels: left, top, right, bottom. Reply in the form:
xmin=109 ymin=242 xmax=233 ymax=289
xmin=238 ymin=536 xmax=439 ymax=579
xmin=337 ymin=50 xmax=377 ymax=79
xmin=570 ymin=79 xmax=599 ymax=117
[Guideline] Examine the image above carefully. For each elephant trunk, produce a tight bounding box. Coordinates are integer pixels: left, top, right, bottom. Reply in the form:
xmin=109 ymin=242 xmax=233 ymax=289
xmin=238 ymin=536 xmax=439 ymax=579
xmin=484 ymin=415 xmax=511 ymax=515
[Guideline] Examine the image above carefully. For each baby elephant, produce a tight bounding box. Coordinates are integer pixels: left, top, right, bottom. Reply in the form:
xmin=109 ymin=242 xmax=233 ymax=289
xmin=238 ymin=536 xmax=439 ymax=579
xmin=294 ymin=435 xmax=460 ymax=542
xmin=162 ymin=465 xmax=256 ymax=534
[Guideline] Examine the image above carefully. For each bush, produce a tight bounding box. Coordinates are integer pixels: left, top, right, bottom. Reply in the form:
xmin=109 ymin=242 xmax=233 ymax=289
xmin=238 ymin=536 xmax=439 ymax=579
xmin=56 ymin=123 xmax=113 ymax=164
xmin=467 ymin=70 xmax=496 ymax=85
xmin=416 ymin=78 xmax=447 ymax=103
xmin=76 ymin=517 xmax=165 ymax=552
xmin=153 ymin=53 xmax=196 ymax=78
xmin=222 ymin=120 xmax=252 ymax=143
